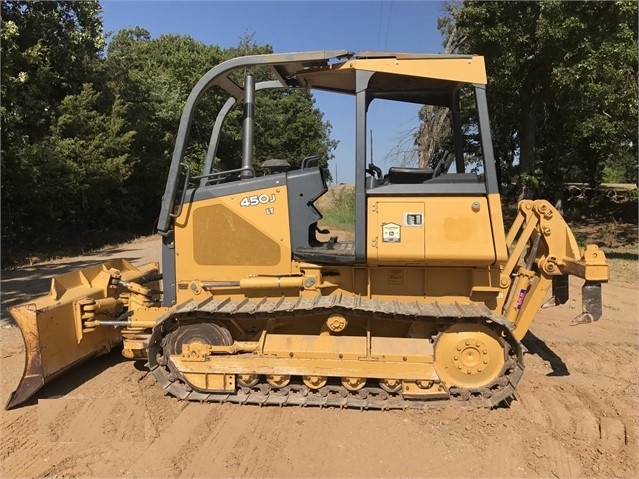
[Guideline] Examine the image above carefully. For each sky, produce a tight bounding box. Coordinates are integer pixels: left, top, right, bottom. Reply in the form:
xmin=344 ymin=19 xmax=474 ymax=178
xmin=101 ymin=0 xmax=447 ymax=183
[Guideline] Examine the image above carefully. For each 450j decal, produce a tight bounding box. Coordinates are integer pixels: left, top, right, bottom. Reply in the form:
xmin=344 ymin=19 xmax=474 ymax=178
xmin=240 ymin=194 xmax=277 ymax=207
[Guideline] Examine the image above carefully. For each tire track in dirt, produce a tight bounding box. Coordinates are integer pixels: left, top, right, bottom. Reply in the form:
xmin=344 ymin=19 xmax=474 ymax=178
xmin=2 ymin=353 xmax=150 ymax=478
xmin=1 ymin=238 xmax=637 ymax=479
xmin=516 ymin=370 xmax=635 ymax=477
xmin=123 ymin=402 xmax=215 ymax=477
xmin=225 ymin=408 xmax=283 ymax=478
xmin=0 ymin=408 xmax=40 ymax=477
xmin=136 ymin=372 xmax=191 ymax=441
xmin=177 ymin=404 xmax=266 ymax=478
xmin=517 ymin=383 xmax=589 ymax=477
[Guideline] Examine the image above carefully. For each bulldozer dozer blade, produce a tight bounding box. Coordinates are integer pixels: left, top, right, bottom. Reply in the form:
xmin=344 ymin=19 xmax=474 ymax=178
xmin=5 ymin=259 xmax=159 ymax=410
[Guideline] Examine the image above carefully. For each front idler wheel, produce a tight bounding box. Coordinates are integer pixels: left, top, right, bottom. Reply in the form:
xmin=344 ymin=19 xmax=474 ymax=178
xmin=434 ymin=323 xmax=506 ymax=390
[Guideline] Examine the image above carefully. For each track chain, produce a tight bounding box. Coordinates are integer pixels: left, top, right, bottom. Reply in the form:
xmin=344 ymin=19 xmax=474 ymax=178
xmin=147 ymin=296 xmax=525 ymax=410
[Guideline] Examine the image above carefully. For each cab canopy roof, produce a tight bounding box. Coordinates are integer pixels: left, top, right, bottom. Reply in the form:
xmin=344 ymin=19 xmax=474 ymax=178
xmin=202 ymin=50 xmax=487 ymax=107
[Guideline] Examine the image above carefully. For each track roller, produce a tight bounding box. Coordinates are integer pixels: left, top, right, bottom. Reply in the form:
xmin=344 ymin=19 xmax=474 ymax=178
xmin=379 ymin=378 xmax=402 ymax=393
xmin=266 ymin=375 xmax=291 ymax=388
xmin=238 ymin=374 xmax=260 ymax=388
xmin=303 ymin=376 xmax=328 ymax=389
xmin=341 ymin=377 xmax=366 ymax=391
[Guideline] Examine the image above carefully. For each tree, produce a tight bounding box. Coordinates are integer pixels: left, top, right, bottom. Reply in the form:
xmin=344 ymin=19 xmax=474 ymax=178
xmin=47 ymin=84 xmax=135 ymax=229
xmin=1 ymin=6 xmax=339 ymax=261
xmin=105 ymin=31 xmax=337 ymax=193
xmin=210 ymin=35 xmax=337 ymax=176
xmin=435 ymin=1 xmax=637 ymax=197
xmin=414 ymin=1 xmax=464 ymax=168
xmin=104 ymin=28 xmax=226 ymax=230
xmin=1 ymin=1 xmax=106 ymax=248
xmin=0 ymin=1 xmax=104 ymax=140
xmin=253 ymin=89 xmax=338 ymax=171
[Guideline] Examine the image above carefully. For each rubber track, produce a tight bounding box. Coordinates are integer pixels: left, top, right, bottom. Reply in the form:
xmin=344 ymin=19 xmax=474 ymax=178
xmin=147 ymin=296 xmax=525 ymax=410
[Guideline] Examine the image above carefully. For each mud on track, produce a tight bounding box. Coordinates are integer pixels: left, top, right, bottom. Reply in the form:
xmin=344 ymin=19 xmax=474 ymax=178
xmin=1 ymin=236 xmax=637 ymax=478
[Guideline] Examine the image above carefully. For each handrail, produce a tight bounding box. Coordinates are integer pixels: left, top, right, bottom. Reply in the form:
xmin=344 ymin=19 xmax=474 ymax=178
xmin=301 ymin=155 xmax=321 ymax=170
xmin=191 ymin=166 xmax=255 ymax=183
xmin=168 ymin=163 xmax=191 ymax=219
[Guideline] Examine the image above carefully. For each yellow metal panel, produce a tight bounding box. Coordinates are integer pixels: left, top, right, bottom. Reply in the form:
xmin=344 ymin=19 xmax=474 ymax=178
xmin=368 ymin=268 xmax=425 ymax=297
xmin=369 ymin=202 xmax=425 ymax=262
xmin=368 ymin=196 xmax=495 ymax=266
xmin=172 ymin=356 xmax=439 ymax=381
xmin=369 ymin=337 xmax=434 ymax=362
xmin=174 ymin=185 xmax=292 ymax=283
xmin=192 ymin=205 xmax=281 ymax=266
xmin=423 ymin=197 xmax=494 ymax=265
xmin=297 ymin=56 xmax=487 ymax=90
xmin=263 ymin=334 xmax=367 ymax=360
xmin=347 ymin=56 xmax=487 ymax=84
xmin=181 ymin=372 xmax=235 ymax=392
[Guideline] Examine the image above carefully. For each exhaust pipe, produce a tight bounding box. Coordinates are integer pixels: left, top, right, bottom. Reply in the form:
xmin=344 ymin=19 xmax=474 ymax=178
xmin=241 ymin=74 xmax=255 ymax=179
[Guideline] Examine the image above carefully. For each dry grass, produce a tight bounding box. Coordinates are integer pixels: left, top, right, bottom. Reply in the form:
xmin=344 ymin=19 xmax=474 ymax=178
xmin=320 ymin=185 xmax=355 ymax=227
xmin=601 ymin=244 xmax=639 ymax=285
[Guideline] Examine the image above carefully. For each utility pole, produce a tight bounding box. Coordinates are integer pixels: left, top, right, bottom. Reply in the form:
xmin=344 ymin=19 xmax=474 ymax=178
xmin=370 ymin=129 xmax=374 ymax=165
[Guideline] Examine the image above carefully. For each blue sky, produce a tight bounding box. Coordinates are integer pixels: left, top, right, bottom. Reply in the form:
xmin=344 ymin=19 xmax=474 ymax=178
xmin=101 ymin=1 xmax=447 ymax=183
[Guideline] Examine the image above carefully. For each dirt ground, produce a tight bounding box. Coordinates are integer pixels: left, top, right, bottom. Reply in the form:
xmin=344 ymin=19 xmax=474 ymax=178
xmin=0 ymin=236 xmax=637 ymax=478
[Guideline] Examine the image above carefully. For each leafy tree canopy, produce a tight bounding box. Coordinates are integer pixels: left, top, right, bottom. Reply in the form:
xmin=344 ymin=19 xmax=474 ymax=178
xmin=1 ymin=0 xmax=107 ymax=250
xmin=1 ymin=3 xmax=337 ymax=261
xmin=434 ymin=0 xmax=637 ymax=196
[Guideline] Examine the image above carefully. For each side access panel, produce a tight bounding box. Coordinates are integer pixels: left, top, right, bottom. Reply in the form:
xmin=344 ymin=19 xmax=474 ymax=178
xmin=367 ymin=196 xmax=496 ymax=266
xmin=173 ymin=184 xmax=292 ymax=285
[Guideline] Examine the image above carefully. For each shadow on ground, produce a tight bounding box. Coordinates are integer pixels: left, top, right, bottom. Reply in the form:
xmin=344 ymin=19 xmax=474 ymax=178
xmin=9 ymin=348 xmax=130 ymax=410
xmin=522 ymin=330 xmax=570 ymax=377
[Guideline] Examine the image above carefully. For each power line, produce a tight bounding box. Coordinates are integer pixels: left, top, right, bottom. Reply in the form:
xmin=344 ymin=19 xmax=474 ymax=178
xmin=384 ymin=1 xmax=394 ymax=50
xmin=377 ymin=2 xmax=384 ymax=50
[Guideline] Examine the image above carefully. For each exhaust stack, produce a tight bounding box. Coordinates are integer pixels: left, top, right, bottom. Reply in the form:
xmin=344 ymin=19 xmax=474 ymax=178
xmin=241 ymin=74 xmax=255 ymax=179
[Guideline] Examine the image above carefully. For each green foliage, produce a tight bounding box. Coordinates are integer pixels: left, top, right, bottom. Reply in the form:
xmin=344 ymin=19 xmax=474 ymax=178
xmin=439 ymin=0 xmax=638 ymax=196
xmin=49 ymin=84 xmax=135 ymax=227
xmin=1 ymin=0 xmax=107 ymax=247
xmin=104 ymin=27 xmax=226 ymax=227
xmin=1 ymin=1 xmax=104 ymax=140
xmin=104 ymin=30 xmax=337 ymax=214
xmin=253 ymin=90 xmax=337 ymax=175
xmin=1 ymin=5 xmax=338 ymax=261
xmin=5 ymin=84 xmax=134 ymax=241
xmin=212 ymin=36 xmax=337 ymax=176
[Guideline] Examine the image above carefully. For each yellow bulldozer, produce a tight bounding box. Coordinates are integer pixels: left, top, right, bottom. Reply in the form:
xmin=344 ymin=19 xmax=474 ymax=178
xmin=7 ymin=51 xmax=609 ymax=409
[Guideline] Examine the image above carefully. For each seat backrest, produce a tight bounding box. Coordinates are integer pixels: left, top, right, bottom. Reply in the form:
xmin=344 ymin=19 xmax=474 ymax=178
xmin=387 ymin=167 xmax=434 ymax=184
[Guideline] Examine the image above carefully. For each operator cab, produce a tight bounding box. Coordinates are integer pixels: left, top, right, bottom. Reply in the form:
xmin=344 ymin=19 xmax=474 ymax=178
xmin=157 ymin=51 xmax=505 ymax=306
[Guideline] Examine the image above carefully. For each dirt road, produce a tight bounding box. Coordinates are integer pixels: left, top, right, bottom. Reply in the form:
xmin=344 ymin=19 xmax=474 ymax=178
xmin=1 ymin=236 xmax=637 ymax=478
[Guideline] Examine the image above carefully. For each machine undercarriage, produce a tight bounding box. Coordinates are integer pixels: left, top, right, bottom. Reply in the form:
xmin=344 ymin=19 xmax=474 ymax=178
xmin=146 ymin=297 xmax=523 ymax=409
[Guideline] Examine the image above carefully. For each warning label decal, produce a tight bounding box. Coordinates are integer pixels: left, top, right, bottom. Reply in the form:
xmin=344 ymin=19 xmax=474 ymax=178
xmin=382 ymin=223 xmax=401 ymax=243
